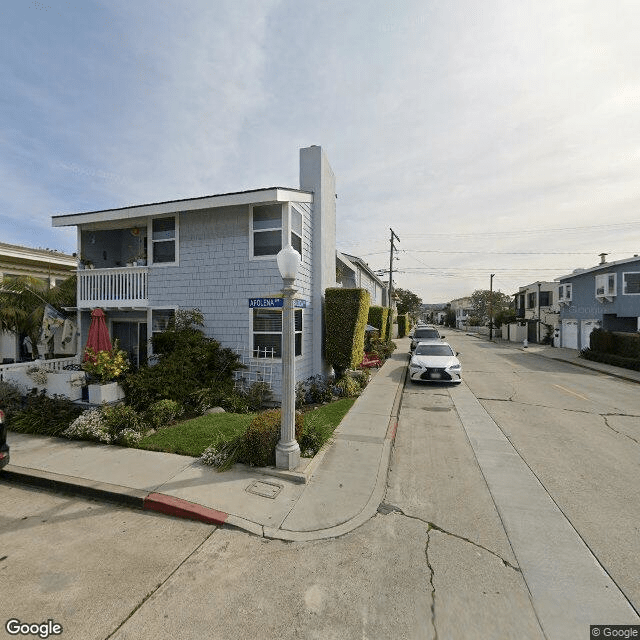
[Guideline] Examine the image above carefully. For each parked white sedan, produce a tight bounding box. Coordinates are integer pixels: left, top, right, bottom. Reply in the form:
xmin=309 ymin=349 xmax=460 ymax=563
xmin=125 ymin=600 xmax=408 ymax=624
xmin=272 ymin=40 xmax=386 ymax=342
xmin=409 ymin=342 xmax=462 ymax=384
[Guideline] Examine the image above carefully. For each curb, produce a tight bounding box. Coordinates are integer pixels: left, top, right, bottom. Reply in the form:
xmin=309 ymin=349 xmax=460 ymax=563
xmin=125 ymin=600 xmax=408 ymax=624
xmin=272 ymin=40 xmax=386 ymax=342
xmin=1 ymin=465 xmax=230 ymax=526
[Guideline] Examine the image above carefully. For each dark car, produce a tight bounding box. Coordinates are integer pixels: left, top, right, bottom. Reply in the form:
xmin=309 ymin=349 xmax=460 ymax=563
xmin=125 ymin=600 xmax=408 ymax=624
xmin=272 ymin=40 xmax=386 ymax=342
xmin=410 ymin=326 xmax=445 ymax=351
xmin=0 ymin=409 xmax=9 ymax=470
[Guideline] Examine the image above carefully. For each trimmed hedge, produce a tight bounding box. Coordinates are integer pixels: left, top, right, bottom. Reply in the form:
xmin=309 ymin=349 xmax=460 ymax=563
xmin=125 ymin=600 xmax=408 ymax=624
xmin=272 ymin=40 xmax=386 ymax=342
xmin=325 ymin=288 xmax=370 ymax=375
xmin=397 ymin=314 xmax=409 ymax=338
xmin=368 ymin=306 xmax=389 ymax=341
xmin=590 ymin=328 xmax=640 ymax=359
xmin=581 ymin=348 xmax=640 ymax=372
xmin=386 ymin=310 xmax=394 ymax=341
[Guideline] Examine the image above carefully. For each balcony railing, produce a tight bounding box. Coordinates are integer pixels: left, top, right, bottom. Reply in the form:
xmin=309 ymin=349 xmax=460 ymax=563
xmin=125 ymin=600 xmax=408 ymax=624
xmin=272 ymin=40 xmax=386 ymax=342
xmin=78 ymin=267 xmax=148 ymax=308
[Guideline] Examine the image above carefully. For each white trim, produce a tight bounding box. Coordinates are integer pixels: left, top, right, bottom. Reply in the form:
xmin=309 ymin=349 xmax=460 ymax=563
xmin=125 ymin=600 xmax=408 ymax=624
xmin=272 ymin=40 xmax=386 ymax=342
xmin=52 ymin=188 xmax=312 ymax=227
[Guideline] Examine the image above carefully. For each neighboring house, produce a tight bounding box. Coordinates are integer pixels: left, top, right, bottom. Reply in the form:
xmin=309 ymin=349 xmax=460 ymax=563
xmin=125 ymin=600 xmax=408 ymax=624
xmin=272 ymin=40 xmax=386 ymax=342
xmin=0 ymin=242 xmax=77 ymax=362
xmin=336 ymin=252 xmax=388 ymax=306
xmin=556 ymin=254 xmax=640 ymax=350
xmin=51 ymin=146 xmax=338 ymax=398
xmin=449 ymin=297 xmax=472 ymax=329
xmin=513 ymin=281 xmax=560 ymax=343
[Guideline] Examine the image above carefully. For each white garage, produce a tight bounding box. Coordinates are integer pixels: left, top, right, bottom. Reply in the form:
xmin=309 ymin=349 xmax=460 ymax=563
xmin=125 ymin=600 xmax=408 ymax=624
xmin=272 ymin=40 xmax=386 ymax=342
xmin=561 ymin=319 xmax=578 ymax=349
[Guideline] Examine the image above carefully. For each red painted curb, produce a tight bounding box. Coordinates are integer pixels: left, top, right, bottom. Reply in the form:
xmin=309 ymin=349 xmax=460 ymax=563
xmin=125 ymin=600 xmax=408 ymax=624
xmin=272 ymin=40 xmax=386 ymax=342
xmin=386 ymin=419 xmax=398 ymax=440
xmin=143 ymin=493 xmax=228 ymax=525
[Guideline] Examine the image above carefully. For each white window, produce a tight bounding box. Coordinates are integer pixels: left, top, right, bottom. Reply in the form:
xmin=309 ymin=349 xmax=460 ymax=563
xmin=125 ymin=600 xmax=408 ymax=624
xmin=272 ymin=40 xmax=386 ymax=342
xmin=152 ymin=217 xmax=178 ymax=264
xmin=252 ymin=308 xmax=302 ymax=358
xmin=559 ymin=283 xmax=572 ymax=302
xmin=623 ymin=272 xmax=640 ymax=295
xmin=251 ymin=204 xmax=283 ymax=257
xmin=595 ymin=273 xmax=616 ymax=300
xmin=291 ymin=206 xmax=303 ymax=256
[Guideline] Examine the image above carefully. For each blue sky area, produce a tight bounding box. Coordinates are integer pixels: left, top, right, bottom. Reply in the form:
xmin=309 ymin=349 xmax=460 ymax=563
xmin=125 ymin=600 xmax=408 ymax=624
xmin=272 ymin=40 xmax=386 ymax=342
xmin=2 ymin=1 xmax=640 ymax=300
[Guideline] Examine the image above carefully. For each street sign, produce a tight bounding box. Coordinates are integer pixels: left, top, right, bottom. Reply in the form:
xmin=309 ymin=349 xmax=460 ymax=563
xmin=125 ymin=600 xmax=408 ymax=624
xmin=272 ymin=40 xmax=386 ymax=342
xmin=248 ymin=298 xmax=307 ymax=309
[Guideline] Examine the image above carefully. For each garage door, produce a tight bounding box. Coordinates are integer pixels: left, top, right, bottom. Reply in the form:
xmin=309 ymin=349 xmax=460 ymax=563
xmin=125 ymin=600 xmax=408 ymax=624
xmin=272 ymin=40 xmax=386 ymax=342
xmin=562 ymin=320 xmax=578 ymax=349
xmin=580 ymin=320 xmax=599 ymax=351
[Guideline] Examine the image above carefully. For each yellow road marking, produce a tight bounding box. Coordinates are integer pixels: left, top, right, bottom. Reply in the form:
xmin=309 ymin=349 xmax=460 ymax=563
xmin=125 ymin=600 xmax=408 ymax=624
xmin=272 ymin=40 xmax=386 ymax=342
xmin=552 ymin=384 xmax=590 ymax=401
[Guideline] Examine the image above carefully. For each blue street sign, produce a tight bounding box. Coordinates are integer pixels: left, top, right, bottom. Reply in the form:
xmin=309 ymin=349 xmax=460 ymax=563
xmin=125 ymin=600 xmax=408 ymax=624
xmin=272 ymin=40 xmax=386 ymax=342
xmin=249 ymin=297 xmax=307 ymax=308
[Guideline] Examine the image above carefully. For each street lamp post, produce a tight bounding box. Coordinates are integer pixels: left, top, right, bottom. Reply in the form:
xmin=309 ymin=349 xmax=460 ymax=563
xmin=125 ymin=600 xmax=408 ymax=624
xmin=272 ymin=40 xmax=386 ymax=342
xmin=275 ymin=244 xmax=301 ymax=471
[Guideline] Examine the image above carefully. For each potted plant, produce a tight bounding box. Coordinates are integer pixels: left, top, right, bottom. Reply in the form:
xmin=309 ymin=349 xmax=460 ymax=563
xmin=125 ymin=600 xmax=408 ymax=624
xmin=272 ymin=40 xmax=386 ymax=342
xmin=82 ymin=341 xmax=130 ymax=404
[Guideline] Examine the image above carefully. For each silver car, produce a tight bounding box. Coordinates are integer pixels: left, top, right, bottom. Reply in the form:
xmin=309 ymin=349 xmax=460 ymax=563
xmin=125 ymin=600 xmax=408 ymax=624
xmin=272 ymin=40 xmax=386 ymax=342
xmin=409 ymin=342 xmax=462 ymax=383
xmin=410 ymin=326 xmax=444 ymax=351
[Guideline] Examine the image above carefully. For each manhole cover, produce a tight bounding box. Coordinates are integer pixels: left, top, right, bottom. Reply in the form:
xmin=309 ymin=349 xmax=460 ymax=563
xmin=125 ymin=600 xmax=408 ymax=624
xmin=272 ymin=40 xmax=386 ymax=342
xmin=246 ymin=480 xmax=283 ymax=499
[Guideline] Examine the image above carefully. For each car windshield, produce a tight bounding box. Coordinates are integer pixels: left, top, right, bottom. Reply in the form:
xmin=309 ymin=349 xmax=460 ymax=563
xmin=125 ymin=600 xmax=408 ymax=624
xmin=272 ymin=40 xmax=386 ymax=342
xmin=415 ymin=344 xmax=454 ymax=357
xmin=414 ymin=329 xmax=439 ymax=339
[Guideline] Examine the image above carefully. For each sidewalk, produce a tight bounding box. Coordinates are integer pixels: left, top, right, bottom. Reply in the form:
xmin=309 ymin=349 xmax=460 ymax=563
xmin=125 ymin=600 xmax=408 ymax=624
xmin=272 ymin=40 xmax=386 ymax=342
xmin=0 ymin=339 xmax=411 ymax=540
xmin=462 ymin=331 xmax=640 ymax=384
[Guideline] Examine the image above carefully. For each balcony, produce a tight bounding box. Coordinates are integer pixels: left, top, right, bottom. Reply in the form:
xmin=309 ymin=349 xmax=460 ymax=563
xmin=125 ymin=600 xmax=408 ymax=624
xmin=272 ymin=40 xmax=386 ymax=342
xmin=78 ymin=266 xmax=148 ymax=308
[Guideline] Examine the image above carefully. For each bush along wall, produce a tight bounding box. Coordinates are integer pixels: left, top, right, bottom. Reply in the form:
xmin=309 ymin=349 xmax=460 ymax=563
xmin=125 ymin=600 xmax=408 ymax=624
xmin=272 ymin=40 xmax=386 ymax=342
xmin=325 ymin=288 xmax=370 ymax=376
xmin=397 ymin=314 xmax=408 ymax=338
xmin=585 ymin=328 xmax=640 ymax=371
xmin=368 ymin=305 xmax=389 ymax=341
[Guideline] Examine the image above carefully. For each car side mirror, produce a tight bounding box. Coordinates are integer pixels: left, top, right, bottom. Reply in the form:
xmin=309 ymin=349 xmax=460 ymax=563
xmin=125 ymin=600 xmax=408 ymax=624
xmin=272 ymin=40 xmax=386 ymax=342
xmin=456 ymin=352 xmax=460 ymax=356
xmin=441 ymin=335 xmax=445 ymax=338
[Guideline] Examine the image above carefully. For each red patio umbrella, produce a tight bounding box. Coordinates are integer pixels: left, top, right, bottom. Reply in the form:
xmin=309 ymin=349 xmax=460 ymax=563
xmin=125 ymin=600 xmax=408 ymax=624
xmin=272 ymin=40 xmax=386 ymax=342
xmin=84 ymin=308 xmax=112 ymax=359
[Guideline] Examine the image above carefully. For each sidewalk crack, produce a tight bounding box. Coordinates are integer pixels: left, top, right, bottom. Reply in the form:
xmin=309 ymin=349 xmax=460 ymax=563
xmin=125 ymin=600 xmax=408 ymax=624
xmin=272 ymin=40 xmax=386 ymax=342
xmin=378 ymin=503 xmax=521 ymax=572
xmin=425 ymin=527 xmax=437 ymax=640
xmin=601 ymin=414 xmax=639 ymax=445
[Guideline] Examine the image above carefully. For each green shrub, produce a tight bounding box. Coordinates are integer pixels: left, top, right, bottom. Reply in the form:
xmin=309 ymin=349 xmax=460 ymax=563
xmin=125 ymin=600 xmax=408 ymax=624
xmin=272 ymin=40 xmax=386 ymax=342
xmin=325 ymin=288 xmax=370 ymax=376
xmin=0 ymin=381 xmax=23 ymax=420
xmin=368 ymin=306 xmax=389 ymax=341
xmin=10 ymin=391 xmax=83 ymax=437
xmin=63 ymin=409 xmax=110 ymax=443
xmin=368 ymin=337 xmax=397 ymax=361
xmin=298 ymin=421 xmax=333 ymax=458
xmin=335 ymin=375 xmax=361 ymax=398
xmin=397 ymin=314 xmax=407 ymax=337
xmin=145 ymin=399 xmax=183 ymax=430
xmin=101 ymin=403 xmax=146 ymax=438
xmin=581 ymin=348 xmax=640 ymax=371
xmin=241 ymin=409 xmax=304 ymax=467
xmin=121 ymin=308 xmax=243 ymax=413
xmin=386 ymin=310 xmax=394 ymax=340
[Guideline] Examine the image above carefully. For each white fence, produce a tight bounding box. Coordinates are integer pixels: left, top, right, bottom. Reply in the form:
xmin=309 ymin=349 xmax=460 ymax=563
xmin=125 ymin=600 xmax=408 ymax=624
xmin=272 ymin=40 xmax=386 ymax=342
xmin=78 ymin=267 xmax=148 ymax=307
xmin=233 ymin=346 xmax=276 ymax=392
xmin=0 ymin=356 xmax=83 ymax=400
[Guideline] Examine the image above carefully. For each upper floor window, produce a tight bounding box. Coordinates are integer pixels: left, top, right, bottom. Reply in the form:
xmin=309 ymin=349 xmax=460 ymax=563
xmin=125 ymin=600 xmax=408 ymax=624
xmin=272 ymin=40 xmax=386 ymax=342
xmin=527 ymin=292 xmax=536 ymax=308
xmin=539 ymin=291 xmax=552 ymax=307
xmin=559 ymin=283 xmax=572 ymax=302
xmin=152 ymin=217 xmax=177 ymax=264
xmin=623 ymin=272 xmax=640 ymax=295
xmin=252 ymin=204 xmax=282 ymax=257
xmin=595 ymin=273 xmax=616 ymax=300
xmin=291 ymin=207 xmax=303 ymax=255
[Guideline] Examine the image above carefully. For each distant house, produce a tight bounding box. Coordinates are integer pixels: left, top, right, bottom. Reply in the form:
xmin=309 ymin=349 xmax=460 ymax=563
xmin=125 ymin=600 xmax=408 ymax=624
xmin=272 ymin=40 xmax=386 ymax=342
xmin=556 ymin=255 xmax=640 ymax=350
xmin=0 ymin=242 xmax=77 ymax=362
xmin=51 ymin=146 xmax=339 ymax=398
xmin=513 ymin=281 xmax=560 ymax=343
xmin=449 ymin=297 xmax=473 ymax=329
xmin=336 ymin=252 xmax=388 ymax=306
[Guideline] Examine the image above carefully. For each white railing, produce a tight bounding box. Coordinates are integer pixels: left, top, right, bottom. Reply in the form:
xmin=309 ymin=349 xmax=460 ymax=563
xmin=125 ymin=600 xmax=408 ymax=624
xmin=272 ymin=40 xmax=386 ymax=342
xmin=0 ymin=356 xmax=80 ymax=381
xmin=78 ymin=267 xmax=148 ymax=307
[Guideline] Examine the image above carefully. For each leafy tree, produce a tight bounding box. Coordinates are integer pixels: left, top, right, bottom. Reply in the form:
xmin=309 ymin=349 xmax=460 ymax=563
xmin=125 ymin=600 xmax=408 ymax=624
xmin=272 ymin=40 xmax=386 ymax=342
xmin=494 ymin=308 xmax=516 ymax=327
xmin=0 ymin=274 xmax=76 ymax=358
xmin=395 ymin=288 xmax=423 ymax=320
xmin=470 ymin=289 xmax=512 ymax=325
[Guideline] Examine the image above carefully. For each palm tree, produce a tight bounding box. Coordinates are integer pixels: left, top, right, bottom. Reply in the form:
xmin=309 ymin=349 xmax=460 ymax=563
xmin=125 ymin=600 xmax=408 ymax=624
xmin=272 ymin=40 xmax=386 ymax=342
xmin=0 ymin=274 xmax=76 ymax=360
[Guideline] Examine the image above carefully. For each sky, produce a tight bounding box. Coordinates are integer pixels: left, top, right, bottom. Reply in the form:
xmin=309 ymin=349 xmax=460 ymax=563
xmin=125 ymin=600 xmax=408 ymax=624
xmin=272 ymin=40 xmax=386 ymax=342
xmin=2 ymin=0 xmax=640 ymax=302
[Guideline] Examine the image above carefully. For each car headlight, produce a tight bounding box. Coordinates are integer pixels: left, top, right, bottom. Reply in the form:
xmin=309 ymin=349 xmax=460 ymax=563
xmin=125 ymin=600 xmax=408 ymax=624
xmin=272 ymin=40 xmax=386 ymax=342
xmin=448 ymin=364 xmax=461 ymax=370
xmin=410 ymin=363 xmax=423 ymax=369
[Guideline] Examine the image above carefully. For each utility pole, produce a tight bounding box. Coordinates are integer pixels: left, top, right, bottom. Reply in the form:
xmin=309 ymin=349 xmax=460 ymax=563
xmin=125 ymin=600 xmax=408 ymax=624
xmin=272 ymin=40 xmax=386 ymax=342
xmin=388 ymin=228 xmax=400 ymax=309
xmin=489 ymin=273 xmax=495 ymax=341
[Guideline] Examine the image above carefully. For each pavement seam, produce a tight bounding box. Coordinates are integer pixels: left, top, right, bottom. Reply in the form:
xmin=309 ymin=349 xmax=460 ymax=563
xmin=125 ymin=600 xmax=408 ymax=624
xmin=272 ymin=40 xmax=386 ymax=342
xmin=425 ymin=527 xmax=438 ymax=640
xmin=104 ymin=527 xmax=219 ymax=639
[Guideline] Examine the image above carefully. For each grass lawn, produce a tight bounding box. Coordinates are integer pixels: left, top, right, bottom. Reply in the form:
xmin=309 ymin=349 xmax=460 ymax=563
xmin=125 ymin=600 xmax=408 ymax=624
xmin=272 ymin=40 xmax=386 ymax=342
xmin=138 ymin=397 xmax=356 ymax=458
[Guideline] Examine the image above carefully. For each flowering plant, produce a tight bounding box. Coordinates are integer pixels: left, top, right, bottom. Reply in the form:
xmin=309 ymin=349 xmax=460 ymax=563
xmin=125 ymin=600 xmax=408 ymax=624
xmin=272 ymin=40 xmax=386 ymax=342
xmin=82 ymin=341 xmax=130 ymax=383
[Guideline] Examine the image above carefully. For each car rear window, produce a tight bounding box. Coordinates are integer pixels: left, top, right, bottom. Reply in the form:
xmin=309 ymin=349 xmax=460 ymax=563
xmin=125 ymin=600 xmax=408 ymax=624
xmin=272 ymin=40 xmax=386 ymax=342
xmin=414 ymin=329 xmax=440 ymax=339
xmin=415 ymin=344 xmax=454 ymax=356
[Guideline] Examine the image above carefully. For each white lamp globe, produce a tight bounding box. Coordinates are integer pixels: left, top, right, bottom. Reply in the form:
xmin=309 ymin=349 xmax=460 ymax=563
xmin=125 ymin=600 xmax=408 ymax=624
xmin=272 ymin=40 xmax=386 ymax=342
xmin=277 ymin=244 xmax=301 ymax=280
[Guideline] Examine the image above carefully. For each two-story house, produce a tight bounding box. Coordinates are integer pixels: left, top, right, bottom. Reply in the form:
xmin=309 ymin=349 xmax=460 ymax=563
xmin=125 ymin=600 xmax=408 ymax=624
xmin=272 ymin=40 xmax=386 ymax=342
xmin=336 ymin=252 xmax=388 ymax=306
xmin=51 ymin=146 xmax=338 ymax=398
xmin=449 ymin=297 xmax=473 ymax=329
xmin=513 ymin=281 xmax=560 ymax=343
xmin=1 ymin=242 xmax=77 ymax=362
xmin=556 ymin=254 xmax=640 ymax=350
